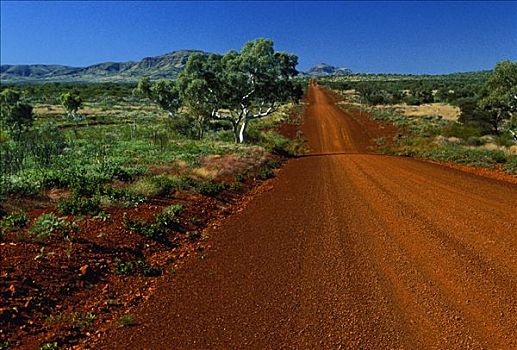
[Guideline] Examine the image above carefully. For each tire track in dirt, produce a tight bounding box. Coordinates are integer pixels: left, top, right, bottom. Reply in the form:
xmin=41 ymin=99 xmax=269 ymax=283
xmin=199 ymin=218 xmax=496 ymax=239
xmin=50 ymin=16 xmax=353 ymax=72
xmin=97 ymin=82 xmax=517 ymax=349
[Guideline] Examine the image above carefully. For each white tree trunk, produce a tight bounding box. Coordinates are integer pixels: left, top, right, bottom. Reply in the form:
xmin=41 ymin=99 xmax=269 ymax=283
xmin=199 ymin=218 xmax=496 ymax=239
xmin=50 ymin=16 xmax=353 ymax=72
xmin=238 ymin=118 xmax=249 ymax=143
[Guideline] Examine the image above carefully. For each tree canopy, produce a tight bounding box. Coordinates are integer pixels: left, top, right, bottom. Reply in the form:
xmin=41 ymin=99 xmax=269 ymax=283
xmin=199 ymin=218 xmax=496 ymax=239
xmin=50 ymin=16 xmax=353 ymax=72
xmin=59 ymin=91 xmax=83 ymax=120
xmin=478 ymin=60 xmax=517 ymax=136
xmin=139 ymin=38 xmax=301 ymax=143
xmin=0 ymin=89 xmax=34 ymax=141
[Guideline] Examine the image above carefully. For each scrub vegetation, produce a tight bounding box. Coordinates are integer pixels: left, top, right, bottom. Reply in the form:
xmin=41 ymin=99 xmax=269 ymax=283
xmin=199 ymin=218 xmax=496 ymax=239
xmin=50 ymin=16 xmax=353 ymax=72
xmin=0 ymin=39 xmax=305 ymax=348
xmin=323 ymin=60 xmax=517 ymax=173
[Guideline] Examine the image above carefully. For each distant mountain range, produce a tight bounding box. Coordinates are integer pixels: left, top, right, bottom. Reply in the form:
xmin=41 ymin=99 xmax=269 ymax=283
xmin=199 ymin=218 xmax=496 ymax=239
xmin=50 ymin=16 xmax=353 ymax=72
xmin=1 ymin=50 xmax=354 ymax=84
xmin=302 ymin=63 xmax=352 ymax=77
xmin=0 ymin=50 xmax=206 ymax=84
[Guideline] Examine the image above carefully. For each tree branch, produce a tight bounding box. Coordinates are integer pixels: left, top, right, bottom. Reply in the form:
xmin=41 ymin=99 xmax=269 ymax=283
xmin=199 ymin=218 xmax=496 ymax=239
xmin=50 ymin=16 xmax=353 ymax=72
xmin=249 ymin=102 xmax=275 ymax=120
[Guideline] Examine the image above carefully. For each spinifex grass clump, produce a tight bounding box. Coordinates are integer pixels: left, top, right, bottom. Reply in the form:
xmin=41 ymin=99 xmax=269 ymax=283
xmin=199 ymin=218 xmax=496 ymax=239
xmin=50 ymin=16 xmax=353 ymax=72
xmin=128 ymin=175 xmax=193 ymax=197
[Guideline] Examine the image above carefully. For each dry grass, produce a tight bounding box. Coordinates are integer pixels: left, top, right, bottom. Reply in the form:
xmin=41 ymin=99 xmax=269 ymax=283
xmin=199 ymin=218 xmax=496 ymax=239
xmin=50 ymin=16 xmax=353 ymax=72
xmin=383 ymin=103 xmax=460 ymax=121
xmin=197 ymin=151 xmax=266 ymax=178
xmin=33 ymin=103 xmax=160 ymax=117
xmin=332 ymin=89 xmax=460 ymax=121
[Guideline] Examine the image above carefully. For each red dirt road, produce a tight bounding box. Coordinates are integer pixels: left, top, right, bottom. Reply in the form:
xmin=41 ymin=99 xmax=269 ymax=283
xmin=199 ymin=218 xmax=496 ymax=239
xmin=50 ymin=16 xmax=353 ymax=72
xmin=98 ymin=83 xmax=517 ymax=349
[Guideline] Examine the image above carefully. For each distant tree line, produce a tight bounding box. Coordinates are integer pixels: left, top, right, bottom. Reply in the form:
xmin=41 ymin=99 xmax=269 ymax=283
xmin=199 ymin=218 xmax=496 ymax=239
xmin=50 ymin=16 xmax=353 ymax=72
xmin=0 ymin=82 xmax=135 ymax=105
xmin=323 ymin=61 xmax=516 ymax=138
xmin=324 ymin=76 xmax=485 ymax=106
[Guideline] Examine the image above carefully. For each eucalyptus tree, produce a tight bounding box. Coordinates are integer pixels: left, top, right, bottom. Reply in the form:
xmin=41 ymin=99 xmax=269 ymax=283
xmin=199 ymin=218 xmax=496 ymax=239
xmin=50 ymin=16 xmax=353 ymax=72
xmin=214 ymin=39 xmax=300 ymax=143
xmin=136 ymin=77 xmax=181 ymax=119
xmin=59 ymin=91 xmax=83 ymax=121
xmin=177 ymin=53 xmax=222 ymax=139
xmin=177 ymin=38 xmax=300 ymax=143
xmin=478 ymin=60 xmax=517 ymax=135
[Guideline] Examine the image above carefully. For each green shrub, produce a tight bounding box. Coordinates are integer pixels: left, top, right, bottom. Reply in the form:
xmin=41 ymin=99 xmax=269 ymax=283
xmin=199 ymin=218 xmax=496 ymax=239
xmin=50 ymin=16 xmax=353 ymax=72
xmin=1 ymin=210 xmax=29 ymax=232
xmin=257 ymin=167 xmax=274 ymax=180
xmin=123 ymin=213 xmax=166 ymax=240
xmin=154 ymin=204 xmax=183 ymax=228
xmin=112 ymin=166 xmax=147 ymax=182
xmin=494 ymin=133 xmax=515 ymax=147
xmin=45 ymin=311 xmax=96 ymax=329
xmin=118 ymin=314 xmax=136 ymax=327
xmin=113 ymin=258 xmax=161 ymax=277
xmin=40 ymin=342 xmax=59 ymax=350
xmin=196 ymin=181 xmax=228 ymax=196
xmin=2 ymin=174 xmax=41 ymax=196
xmin=30 ymin=213 xmax=74 ymax=240
xmin=129 ymin=175 xmax=192 ymax=197
xmin=257 ymin=159 xmax=282 ymax=180
xmin=164 ymin=204 xmax=183 ymax=216
xmin=491 ymin=150 xmax=507 ymax=164
xmin=504 ymin=156 xmax=517 ymax=174
xmin=404 ymin=96 xmax=421 ymax=106
xmin=421 ymin=146 xmax=507 ymax=167
xmin=148 ymin=175 xmax=177 ymax=196
xmin=466 ymin=136 xmax=484 ymax=146
xmin=442 ymin=123 xmax=482 ymax=140
xmin=57 ymin=195 xmax=102 ymax=215
xmin=102 ymin=188 xmax=147 ymax=208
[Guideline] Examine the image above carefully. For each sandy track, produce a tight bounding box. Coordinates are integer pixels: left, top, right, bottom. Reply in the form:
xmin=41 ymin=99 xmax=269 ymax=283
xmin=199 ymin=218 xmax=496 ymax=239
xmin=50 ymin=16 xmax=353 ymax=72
xmin=99 ymin=83 xmax=517 ymax=349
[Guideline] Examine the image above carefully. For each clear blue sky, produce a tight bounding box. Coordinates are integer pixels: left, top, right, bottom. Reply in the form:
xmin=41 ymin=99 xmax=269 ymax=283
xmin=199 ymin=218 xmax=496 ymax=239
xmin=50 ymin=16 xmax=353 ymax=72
xmin=1 ymin=1 xmax=516 ymax=74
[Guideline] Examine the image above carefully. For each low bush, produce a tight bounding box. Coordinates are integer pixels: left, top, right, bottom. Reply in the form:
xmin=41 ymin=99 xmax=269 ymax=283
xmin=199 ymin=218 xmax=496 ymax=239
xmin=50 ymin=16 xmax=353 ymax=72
xmin=494 ymin=133 xmax=515 ymax=147
xmin=420 ymin=146 xmax=507 ymax=167
xmin=57 ymin=195 xmax=102 ymax=215
xmin=504 ymin=156 xmax=517 ymax=174
xmin=259 ymin=131 xmax=295 ymax=155
xmin=154 ymin=204 xmax=183 ymax=229
xmin=129 ymin=175 xmax=192 ymax=197
xmin=257 ymin=167 xmax=274 ymax=180
xmin=30 ymin=213 xmax=75 ymax=241
xmin=123 ymin=204 xmax=184 ymax=241
xmin=256 ymin=159 xmax=282 ymax=180
xmin=113 ymin=258 xmax=161 ymax=277
xmin=102 ymin=187 xmax=147 ymax=208
xmin=442 ymin=123 xmax=482 ymax=140
xmin=0 ymin=210 xmax=29 ymax=233
xmin=118 ymin=314 xmax=136 ymax=327
xmin=123 ymin=215 xmax=166 ymax=241
xmin=196 ymin=181 xmax=228 ymax=196
xmin=404 ymin=96 xmax=422 ymax=106
xmin=40 ymin=342 xmax=59 ymax=350
xmin=466 ymin=136 xmax=484 ymax=146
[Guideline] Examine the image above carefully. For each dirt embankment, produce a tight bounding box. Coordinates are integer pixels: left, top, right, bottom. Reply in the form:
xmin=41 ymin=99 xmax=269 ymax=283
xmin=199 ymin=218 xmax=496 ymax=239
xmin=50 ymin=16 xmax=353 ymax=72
xmin=94 ymin=82 xmax=517 ymax=349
